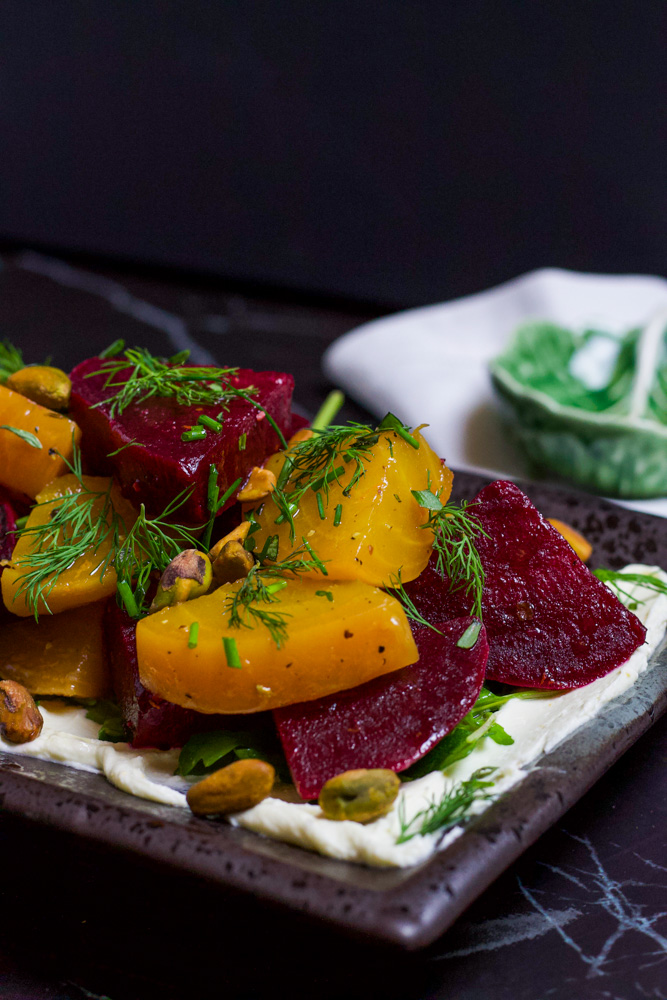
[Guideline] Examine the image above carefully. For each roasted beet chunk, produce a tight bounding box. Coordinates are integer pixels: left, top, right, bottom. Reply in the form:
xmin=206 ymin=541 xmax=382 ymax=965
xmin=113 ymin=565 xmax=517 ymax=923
xmin=405 ymin=480 xmax=646 ymax=689
xmin=69 ymin=357 xmax=294 ymax=522
xmin=274 ymin=617 xmax=488 ymax=800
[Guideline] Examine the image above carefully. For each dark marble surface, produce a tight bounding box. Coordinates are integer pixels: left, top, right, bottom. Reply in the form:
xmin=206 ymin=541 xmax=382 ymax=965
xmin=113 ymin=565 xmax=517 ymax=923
xmin=0 ymin=252 xmax=666 ymax=1000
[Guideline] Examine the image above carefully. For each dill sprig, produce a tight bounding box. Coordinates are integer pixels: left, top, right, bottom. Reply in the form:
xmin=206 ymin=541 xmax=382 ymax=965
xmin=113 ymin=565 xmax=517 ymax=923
xmin=269 ymin=415 xmax=416 ymax=543
xmin=226 ymin=543 xmax=329 ymax=647
xmin=0 ymin=338 xmax=25 ymax=384
xmin=593 ymin=567 xmax=667 ymax=610
xmin=387 ymin=569 xmax=441 ymax=632
xmin=411 ymin=489 xmax=487 ymax=619
xmin=85 ymin=346 xmax=257 ymax=419
xmin=396 ymin=767 xmax=496 ymax=844
xmin=12 ymin=445 xmax=201 ymax=618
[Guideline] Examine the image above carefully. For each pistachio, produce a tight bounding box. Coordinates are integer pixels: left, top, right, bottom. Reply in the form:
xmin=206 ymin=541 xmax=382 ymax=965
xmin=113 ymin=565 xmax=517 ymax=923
xmin=0 ymin=680 xmax=43 ymax=744
xmin=209 ymin=520 xmax=251 ymax=561
xmin=211 ymin=539 xmax=255 ymax=586
xmin=150 ymin=549 xmax=213 ymax=612
xmin=7 ymin=366 xmax=72 ymax=412
xmin=186 ymin=758 xmax=275 ymax=816
xmin=318 ymin=768 xmax=400 ymax=823
xmin=237 ymin=466 xmax=277 ymax=503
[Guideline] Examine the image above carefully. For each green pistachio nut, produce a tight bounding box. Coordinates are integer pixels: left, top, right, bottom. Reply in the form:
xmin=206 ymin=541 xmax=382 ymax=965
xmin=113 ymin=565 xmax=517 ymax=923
xmin=318 ymin=768 xmax=400 ymax=823
xmin=7 ymin=366 xmax=72 ymax=412
xmin=150 ymin=549 xmax=213 ymax=612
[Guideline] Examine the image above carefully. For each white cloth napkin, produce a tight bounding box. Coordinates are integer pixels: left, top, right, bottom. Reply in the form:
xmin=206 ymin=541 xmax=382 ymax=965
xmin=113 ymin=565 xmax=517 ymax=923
xmin=323 ymin=268 xmax=667 ymax=516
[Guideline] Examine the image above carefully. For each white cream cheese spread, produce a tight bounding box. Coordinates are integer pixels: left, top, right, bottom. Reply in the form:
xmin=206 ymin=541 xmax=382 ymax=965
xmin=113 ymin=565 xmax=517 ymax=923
xmin=2 ymin=565 xmax=666 ymax=868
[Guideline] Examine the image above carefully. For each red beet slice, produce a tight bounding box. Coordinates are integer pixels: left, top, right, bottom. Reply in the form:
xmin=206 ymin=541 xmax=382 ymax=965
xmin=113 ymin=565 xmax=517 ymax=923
xmin=104 ymin=599 xmax=232 ymax=749
xmin=405 ymin=480 xmax=646 ymax=689
xmin=69 ymin=358 xmax=294 ymax=522
xmin=274 ymin=617 xmax=488 ymax=800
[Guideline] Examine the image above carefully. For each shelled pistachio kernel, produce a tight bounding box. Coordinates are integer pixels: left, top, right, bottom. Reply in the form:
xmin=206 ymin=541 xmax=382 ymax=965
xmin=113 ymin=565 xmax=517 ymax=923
xmin=0 ymin=680 xmax=43 ymax=744
xmin=149 ymin=549 xmax=212 ymax=612
xmin=237 ymin=466 xmax=277 ymax=503
xmin=318 ymin=769 xmax=400 ymax=823
xmin=186 ymin=759 xmax=276 ymax=816
xmin=7 ymin=366 xmax=72 ymax=411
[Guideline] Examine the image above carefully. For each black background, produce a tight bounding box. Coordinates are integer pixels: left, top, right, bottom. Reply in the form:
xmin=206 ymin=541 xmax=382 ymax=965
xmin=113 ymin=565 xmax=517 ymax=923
xmin=2 ymin=1 xmax=666 ymax=308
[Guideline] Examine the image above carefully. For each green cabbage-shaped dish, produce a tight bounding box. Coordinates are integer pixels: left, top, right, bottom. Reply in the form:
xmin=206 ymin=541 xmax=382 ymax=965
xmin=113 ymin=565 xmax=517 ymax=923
xmin=490 ymin=318 xmax=667 ymax=498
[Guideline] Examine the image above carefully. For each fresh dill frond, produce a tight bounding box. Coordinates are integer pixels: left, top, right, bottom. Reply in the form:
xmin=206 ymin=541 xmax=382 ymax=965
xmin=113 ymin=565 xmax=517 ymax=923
xmin=412 ymin=489 xmax=487 ymax=619
xmin=0 ymin=338 xmax=24 ymax=384
xmin=593 ymin=567 xmax=667 ymax=610
xmin=226 ymin=541 xmax=329 ymax=647
xmin=12 ymin=446 xmax=201 ymax=619
xmin=396 ymin=767 xmax=497 ymax=844
xmin=386 ymin=569 xmax=442 ymax=632
xmin=85 ymin=346 xmax=257 ymax=419
xmin=269 ymin=415 xmax=416 ymax=543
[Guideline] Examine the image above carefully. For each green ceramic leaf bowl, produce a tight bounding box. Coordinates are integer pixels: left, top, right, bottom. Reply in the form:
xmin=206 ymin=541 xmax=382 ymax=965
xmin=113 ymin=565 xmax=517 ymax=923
xmin=490 ymin=315 xmax=667 ymax=498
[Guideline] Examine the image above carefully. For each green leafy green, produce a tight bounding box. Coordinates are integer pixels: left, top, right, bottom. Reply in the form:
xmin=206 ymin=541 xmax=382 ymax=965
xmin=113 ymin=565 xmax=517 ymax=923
xmin=397 ymin=767 xmax=497 ymax=843
xmin=85 ymin=700 xmax=128 ymax=743
xmin=0 ymin=338 xmax=24 ymax=384
xmin=402 ymin=685 xmax=551 ymax=780
xmin=176 ymin=726 xmax=289 ymax=780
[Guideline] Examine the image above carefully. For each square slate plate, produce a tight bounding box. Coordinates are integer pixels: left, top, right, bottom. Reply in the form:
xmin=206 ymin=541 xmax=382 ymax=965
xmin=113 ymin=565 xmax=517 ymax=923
xmin=1 ymin=471 xmax=666 ymax=950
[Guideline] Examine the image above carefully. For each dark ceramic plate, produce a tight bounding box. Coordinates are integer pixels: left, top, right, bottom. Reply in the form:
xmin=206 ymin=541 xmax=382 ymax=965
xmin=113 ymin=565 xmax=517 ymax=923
xmin=1 ymin=472 xmax=666 ymax=950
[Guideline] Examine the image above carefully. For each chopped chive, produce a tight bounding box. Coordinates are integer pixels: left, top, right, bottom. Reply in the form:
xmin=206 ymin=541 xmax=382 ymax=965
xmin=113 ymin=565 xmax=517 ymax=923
xmin=457 ymin=621 xmax=482 ymax=649
xmin=265 ymin=579 xmax=288 ymax=595
xmin=394 ymin=493 xmax=402 ymax=503
xmin=223 ymin=636 xmax=242 ymax=668
xmin=198 ymin=414 xmax=223 ymax=433
xmin=315 ymin=590 xmax=334 ymax=601
xmin=98 ymin=338 xmax=125 ymax=359
xmin=310 ymin=465 xmax=345 ymax=492
xmin=238 ymin=433 xmax=247 ymax=451
xmin=333 ymin=504 xmax=343 ymax=526
xmin=181 ymin=426 xmax=207 ymax=442
xmin=169 ymin=349 xmax=190 ymax=365
xmin=207 ymin=464 xmax=219 ymax=513
xmin=188 ymin=622 xmax=200 ymax=648
xmin=117 ymin=580 xmax=139 ymax=618
xmin=378 ymin=412 xmax=420 ymax=449
xmin=316 ymin=492 xmax=326 ymax=520
xmin=311 ymin=390 xmax=345 ymax=431
xmin=14 ymin=514 xmax=28 ymax=531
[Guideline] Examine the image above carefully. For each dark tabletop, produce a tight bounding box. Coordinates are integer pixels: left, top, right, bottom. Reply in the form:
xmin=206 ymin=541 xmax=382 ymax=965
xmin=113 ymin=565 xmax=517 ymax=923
xmin=1 ymin=250 xmax=666 ymax=1000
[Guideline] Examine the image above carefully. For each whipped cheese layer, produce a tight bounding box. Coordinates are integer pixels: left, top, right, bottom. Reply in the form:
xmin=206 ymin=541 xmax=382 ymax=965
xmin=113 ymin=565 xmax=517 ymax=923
xmin=2 ymin=565 xmax=666 ymax=868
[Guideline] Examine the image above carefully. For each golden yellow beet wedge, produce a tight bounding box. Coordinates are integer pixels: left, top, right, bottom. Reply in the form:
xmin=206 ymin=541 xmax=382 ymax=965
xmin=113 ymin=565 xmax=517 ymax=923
xmin=247 ymin=426 xmax=452 ymax=586
xmin=137 ymin=577 xmax=418 ymax=714
xmin=2 ymin=474 xmax=136 ymax=617
xmin=0 ymin=600 xmax=110 ymax=698
xmin=0 ymin=384 xmax=81 ymax=499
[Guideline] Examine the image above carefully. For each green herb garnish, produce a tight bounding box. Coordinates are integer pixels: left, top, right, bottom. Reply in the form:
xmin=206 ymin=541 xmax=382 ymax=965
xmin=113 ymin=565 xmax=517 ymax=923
xmin=85 ymin=699 xmax=128 ymax=743
xmin=396 ymin=767 xmax=497 ymax=844
xmin=176 ymin=726 xmax=288 ymax=780
xmin=0 ymin=339 xmax=24 ymax=384
xmin=412 ymin=489 xmax=487 ymax=619
xmin=593 ymin=567 xmax=667 ymax=610
xmin=0 ymin=425 xmax=42 ymax=449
